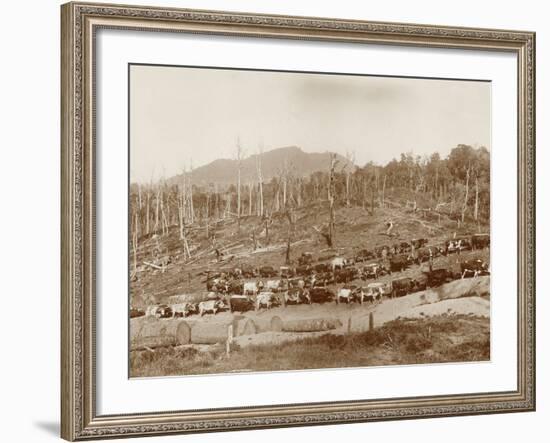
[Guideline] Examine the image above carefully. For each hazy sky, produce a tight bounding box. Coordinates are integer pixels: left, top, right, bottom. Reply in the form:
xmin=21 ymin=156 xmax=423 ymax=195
xmin=130 ymin=64 xmax=490 ymax=183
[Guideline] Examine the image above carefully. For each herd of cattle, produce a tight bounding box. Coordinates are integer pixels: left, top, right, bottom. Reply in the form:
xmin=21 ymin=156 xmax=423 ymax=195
xmin=132 ymin=233 xmax=490 ymax=320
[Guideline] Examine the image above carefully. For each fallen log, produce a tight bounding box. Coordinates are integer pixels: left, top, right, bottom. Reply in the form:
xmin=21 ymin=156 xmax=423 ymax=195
xmin=282 ymin=318 xmax=343 ymax=333
xmin=251 ymin=316 xmax=282 ymax=333
xmin=130 ymin=317 xmax=191 ymax=350
xmin=190 ymin=317 xmax=257 ymax=344
xmin=143 ymin=261 xmax=164 ymax=270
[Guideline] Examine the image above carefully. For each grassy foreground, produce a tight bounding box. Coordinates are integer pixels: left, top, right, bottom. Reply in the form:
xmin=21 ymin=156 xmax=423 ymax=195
xmin=130 ymin=314 xmax=489 ymax=377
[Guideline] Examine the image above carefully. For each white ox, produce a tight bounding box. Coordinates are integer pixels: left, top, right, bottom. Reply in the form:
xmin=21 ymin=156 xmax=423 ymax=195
xmin=171 ymin=303 xmax=195 ymax=318
xmin=336 ymin=288 xmax=354 ymax=304
xmin=243 ymin=281 xmax=263 ymax=295
xmin=198 ymin=299 xmax=224 ymax=316
xmin=256 ymin=292 xmax=277 ymax=310
xmin=266 ymin=279 xmax=286 ymax=292
xmin=331 ymin=257 xmax=346 ymax=271
xmin=363 ymin=283 xmax=388 ymax=303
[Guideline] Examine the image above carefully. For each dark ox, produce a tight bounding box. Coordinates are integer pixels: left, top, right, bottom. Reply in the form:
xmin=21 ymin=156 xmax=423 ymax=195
xmin=471 ymin=234 xmax=490 ymax=250
xmin=389 ymin=254 xmax=411 ymax=272
xmin=391 ymin=277 xmax=414 ymax=298
xmin=460 ymin=259 xmax=489 ymax=278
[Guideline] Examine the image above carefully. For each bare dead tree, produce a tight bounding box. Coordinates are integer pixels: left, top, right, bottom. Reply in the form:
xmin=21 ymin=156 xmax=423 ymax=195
xmin=188 ymin=159 xmax=195 ymax=225
xmin=284 ymin=208 xmax=295 ymax=265
xmin=132 ymin=211 xmax=138 ymax=275
xmin=381 ymin=174 xmax=386 ymax=208
xmin=235 ymin=138 xmax=244 ymax=228
xmin=248 ymin=182 xmax=253 ymax=216
xmin=256 ymin=144 xmax=264 ymax=217
xmin=345 ymin=150 xmax=355 ymax=207
xmin=327 ymin=153 xmax=337 ymax=247
xmin=461 ymin=161 xmax=471 ymax=222
xmin=474 ymin=172 xmax=479 ymax=221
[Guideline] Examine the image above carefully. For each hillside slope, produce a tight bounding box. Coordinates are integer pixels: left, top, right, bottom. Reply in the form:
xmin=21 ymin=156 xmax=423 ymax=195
xmin=168 ymin=146 xmax=354 ymax=186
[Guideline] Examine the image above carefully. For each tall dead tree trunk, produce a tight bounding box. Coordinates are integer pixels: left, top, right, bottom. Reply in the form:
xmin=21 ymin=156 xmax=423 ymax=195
xmin=188 ymin=162 xmax=195 ymax=225
xmin=461 ymin=163 xmax=471 ymax=223
xmin=236 ymin=139 xmax=243 ymax=226
xmin=473 ymin=173 xmax=479 ymax=221
xmin=327 ymin=153 xmax=337 ymax=247
xmin=248 ymin=183 xmax=253 ymax=216
xmin=132 ymin=212 xmax=138 ymax=274
xmin=381 ymin=175 xmax=386 ymax=208
xmin=154 ymin=188 xmax=160 ymax=233
xmin=257 ymin=146 xmax=264 ymax=217
xmin=145 ymin=189 xmax=150 ymax=235
xmin=345 ymin=151 xmax=355 ymax=207
xmin=205 ymin=189 xmax=210 ymax=240
xmin=285 ymin=209 xmax=294 ymax=265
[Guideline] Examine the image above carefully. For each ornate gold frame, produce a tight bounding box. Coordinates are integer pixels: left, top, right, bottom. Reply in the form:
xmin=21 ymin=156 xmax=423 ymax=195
xmin=61 ymin=2 xmax=536 ymax=440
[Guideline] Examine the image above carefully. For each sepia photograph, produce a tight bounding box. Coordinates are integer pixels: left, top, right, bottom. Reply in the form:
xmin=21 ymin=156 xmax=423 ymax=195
xmin=128 ymin=64 xmax=491 ymax=378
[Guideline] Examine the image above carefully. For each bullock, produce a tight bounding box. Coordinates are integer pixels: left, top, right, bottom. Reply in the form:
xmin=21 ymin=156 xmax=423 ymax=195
xmin=259 ymin=265 xmax=278 ymax=278
xmin=344 ymin=257 xmax=356 ymax=267
xmin=314 ymin=263 xmax=331 ymax=273
xmin=207 ymin=277 xmax=229 ymax=293
xmin=336 ymin=286 xmax=364 ymax=304
xmin=280 ymin=266 xmax=294 ymax=279
xmin=229 ymin=295 xmax=255 ymax=313
xmin=364 ymin=282 xmax=389 ymax=303
xmin=198 ymin=299 xmax=226 ymax=316
xmin=471 ymin=234 xmax=490 ymax=250
xmin=285 ymin=288 xmax=311 ymax=305
xmin=288 ymin=278 xmax=305 ymax=289
xmin=336 ymin=287 xmax=353 ymax=304
xmin=226 ymin=279 xmax=244 ymax=295
xmin=331 ymin=257 xmax=346 ymax=271
xmin=308 ymin=287 xmax=335 ymax=304
xmin=240 ymin=264 xmax=257 ymax=278
xmin=424 ymin=268 xmax=453 ymax=287
xmin=153 ymin=304 xmax=173 ymax=318
xmin=243 ymin=281 xmax=263 ymax=295
xmin=390 ymin=277 xmax=414 ymax=298
xmin=389 ymin=254 xmax=411 ymax=272
xmin=415 ymin=247 xmax=432 ymax=264
xmin=334 ymin=268 xmax=357 ymax=283
xmin=412 ymin=274 xmax=429 ymax=292
xmin=256 ymin=291 xmax=279 ymax=310
xmin=171 ymin=303 xmax=197 ymax=318
xmin=362 ymin=263 xmax=382 ymax=280
xmin=130 ymin=308 xmax=145 ymax=318
xmin=145 ymin=305 xmax=159 ymax=317
xmin=460 ymin=259 xmax=489 ymax=278
xmin=374 ymin=245 xmax=389 ymax=258
xmin=446 ymin=237 xmax=472 ymax=254
xmin=298 ymin=252 xmax=313 ymax=266
xmin=266 ymin=279 xmax=287 ymax=292
xmin=296 ymin=265 xmax=312 ymax=276
xmin=411 ymin=238 xmax=429 ymax=249
xmin=355 ymin=248 xmax=375 ymax=262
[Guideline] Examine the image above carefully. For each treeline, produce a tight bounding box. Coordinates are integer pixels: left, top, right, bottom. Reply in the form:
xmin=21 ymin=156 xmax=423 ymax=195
xmin=129 ymin=144 xmax=489 ymax=254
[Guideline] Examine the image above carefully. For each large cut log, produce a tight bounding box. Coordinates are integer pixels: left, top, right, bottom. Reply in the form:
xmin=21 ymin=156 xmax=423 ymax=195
xmin=282 ymin=318 xmax=343 ymax=333
xmin=130 ymin=317 xmax=191 ymax=350
xmin=252 ymin=316 xmax=283 ymax=333
xmin=234 ymin=318 xmax=258 ymax=336
xmin=190 ymin=316 xmax=257 ymax=344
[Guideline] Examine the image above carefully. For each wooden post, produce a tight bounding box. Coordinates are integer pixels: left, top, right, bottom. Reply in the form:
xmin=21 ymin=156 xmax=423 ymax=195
xmin=369 ymin=312 xmax=374 ymax=331
xmin=226 ymin=324 xmax=234 ymax=356
xmin=347 ymin=316 xmax=352 ymax=334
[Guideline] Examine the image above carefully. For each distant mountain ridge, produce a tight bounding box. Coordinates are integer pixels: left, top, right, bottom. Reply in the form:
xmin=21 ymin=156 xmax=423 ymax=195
xmin=169 ymin=146 xmax=355 ymax=186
